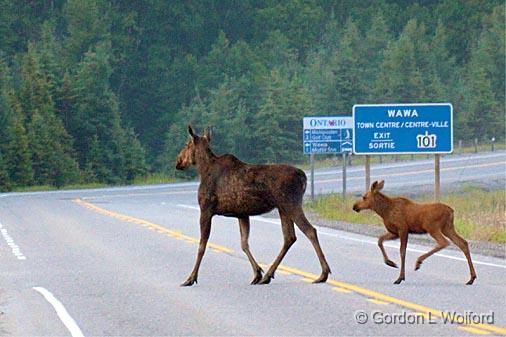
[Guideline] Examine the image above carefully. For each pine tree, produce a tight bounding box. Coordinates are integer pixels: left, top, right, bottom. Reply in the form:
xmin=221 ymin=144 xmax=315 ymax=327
xmin=459 ymin=4 xmax=505 ymax=141
xmin=122 ymin=127 xmax=148 ymax=182
xmin=363 ymin=14 xmax=392 ymax=101
xmin=0 ymin=149 xmax=10 ymax=192
xmin=374 ymin=19 xmax=427 ymax=102
xmin=5 ymin=111 xmax=33 ymax=186
xmin=330 ymin=18 xmax=366 ymax=112
xmin=18 ymin=45 xmax=80 ymax=186
xmin=70 ymin=42 xmax=125 ymax=182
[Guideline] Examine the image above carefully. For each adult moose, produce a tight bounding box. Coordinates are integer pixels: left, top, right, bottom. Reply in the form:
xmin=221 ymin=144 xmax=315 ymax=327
xmin=175 ymin=126 xmax=331 ymax=286
xmin=353 ymin=180 xmax=476 ymax=285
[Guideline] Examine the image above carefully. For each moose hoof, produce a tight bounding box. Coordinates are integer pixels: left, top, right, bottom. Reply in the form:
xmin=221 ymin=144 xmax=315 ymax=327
xmin=251 ymin=273 xmax=263 ymax=285
xmin=466 ymin=276 xmax=477 ymax=285
xmin=313 ymin=272 xmax=329 ymax=284
xmin=393 ymin=277 xmax=405 ymax=285
xmin=385 ymin=260 xmax=398 ymax=268
xmin=180 ymin=276 xmax=198 ymax=287
xmin=258 ymin=274 xmax=273 ymax=285
xmin=415 ymin=260 xmax=422 ymax=271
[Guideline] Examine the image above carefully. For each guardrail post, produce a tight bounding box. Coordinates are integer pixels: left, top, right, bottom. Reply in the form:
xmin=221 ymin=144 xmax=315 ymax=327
xmin=458 ymin=140 xmax=462 ymax=153
xmin=491 ymin=137 xmax=495 ymax=152
xmin=474 ymin=138 xmax=478 ymax=153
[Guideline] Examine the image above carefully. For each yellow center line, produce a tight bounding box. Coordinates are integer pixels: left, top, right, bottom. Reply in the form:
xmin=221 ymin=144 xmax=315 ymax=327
xmin=332 ymin=287 xmax=352 ymax=294
xmin=73 ymin=198 xmax=505 ymax=335
xmin=367 ymin=298 xmax=389 ymax=305
xmin=458 ymin=326 xmax=491 ymax=335
xmin=73 ymin=198 xmax=232 ymax=254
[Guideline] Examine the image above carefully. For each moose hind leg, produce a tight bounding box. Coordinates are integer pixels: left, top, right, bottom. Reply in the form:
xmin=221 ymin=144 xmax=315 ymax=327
xmin=394 ymin=230 xmax=408 ymax=284
xmin=292 ymin=207 xmax=331 ymax=283
xmin=415 ymin=229 xmax=449 ymax=271
xmin=443 ymin=226 xmax=477 ymax=285
xmin=258 ymin=211 xmax=297 ymax=285
xmin=239 ymin=217 xmax=263 ymax=284
xmin=181 ymin=213 xmax=212 ymax=286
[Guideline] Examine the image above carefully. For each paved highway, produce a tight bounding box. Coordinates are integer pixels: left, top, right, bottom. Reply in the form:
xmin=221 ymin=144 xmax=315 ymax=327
xmin=0 ymin=151 xmax=504 ymax=336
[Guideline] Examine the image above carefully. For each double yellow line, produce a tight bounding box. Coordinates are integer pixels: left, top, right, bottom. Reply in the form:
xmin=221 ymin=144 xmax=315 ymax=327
xmin=73 ymin=198 xmax=505 ymax=336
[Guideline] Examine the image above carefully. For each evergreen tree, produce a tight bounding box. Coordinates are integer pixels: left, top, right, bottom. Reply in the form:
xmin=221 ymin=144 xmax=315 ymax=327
xmin=0 ymin=149 xmax=10 ymax=191
xmin=70 ymin=42 xmax=141 ymax=183
xmin=123 ymin=127 xmax=148 ymax=182
xmin=0 ymin=58 xmax=33 ymax=186
xmin=374 ymin=19 xmax=427 ymax=102
xmin=5 ymin=111 xmax=33 ymax=186
xmin=330 ymin=18 xmax=366 ymax=112
xmin=18 ymin=44 xmax=80 ymax=186
xmin=63 ymin=0 xmax=109 ymax=64
xmin=460 ymin=5 xmax=505 ymax=141
xmin=363 ymin=14 xmax=391 ymax=101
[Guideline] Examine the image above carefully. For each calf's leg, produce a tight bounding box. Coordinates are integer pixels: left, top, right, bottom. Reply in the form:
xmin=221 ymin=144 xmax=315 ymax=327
xmin=415 ymin=229 xmax=448 ymax=271
xmin=378 ymin=232 xmax=399 ymax=268
xmin=258 ymin=211 xmax=296 ymax=284
xmin=394 ymin=230 xmax=408 ymax=284
xmin=443 ymin=226 xmax=477 ymax=285
xmin=181 ymin=212 xmax=212 ymax=286
xmin=238 ymin=217 xmax=263 ymax=284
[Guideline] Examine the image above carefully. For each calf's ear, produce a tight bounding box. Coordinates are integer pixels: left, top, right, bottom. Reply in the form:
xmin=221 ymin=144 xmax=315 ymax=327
xmin=371 ymin=180 xmax=385 ymax=192
xmin=204 ymin=127 xmax=212 ymax=142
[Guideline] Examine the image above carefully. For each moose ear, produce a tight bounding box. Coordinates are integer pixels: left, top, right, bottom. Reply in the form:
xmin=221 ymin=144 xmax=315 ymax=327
xmin=371 ymin=180 xmax=385 ymax=192
xmin=188 ymin=125 xmax=196 ymax=138
xmin=204 ymin=127 xmax=212 ymax=142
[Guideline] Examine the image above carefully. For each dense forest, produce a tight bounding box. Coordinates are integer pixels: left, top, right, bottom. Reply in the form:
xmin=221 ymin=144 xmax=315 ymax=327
xmin=0 ymin=0 xmax=504 ymax=190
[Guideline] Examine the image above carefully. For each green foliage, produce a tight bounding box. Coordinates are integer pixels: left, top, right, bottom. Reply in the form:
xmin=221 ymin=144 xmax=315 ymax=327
xmin=0 ymin=1 xmax=503 ymax=189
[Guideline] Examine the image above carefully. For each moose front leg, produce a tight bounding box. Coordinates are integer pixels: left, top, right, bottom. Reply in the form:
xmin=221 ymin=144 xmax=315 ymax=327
xmin=181 ymin=212 xmax=212 ymax=286
xmin=378 ymin=232 xmax=398 ymax=268
xmin=394 ymin=230 xmax=408 ymax=284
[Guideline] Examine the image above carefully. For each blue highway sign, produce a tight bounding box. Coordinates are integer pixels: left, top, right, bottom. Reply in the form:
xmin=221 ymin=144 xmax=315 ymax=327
xmin=303 ymin=117 xmax=353 ymax=154
xmin=353 ymin=103 xmax=453 ymax=154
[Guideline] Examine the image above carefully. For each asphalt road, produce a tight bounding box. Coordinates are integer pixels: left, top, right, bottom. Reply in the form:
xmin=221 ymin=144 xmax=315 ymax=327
xmin=0 ymin=151 xmax=504 ymax=336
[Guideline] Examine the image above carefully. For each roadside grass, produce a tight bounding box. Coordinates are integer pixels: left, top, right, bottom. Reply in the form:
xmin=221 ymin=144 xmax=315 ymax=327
xmin=12 ymin=182 xmax=107 ymax=192
xmin=306 ymin=185 xmax=506 ymax=243
xmin=9 ymin=173 xmax=182 ymax=193
xmin=131 ymin=172 xmax=180 ymax=185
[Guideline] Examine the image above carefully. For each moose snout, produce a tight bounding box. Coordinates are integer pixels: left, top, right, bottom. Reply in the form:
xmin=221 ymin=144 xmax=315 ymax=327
xmin=352 ymin=204 xmax=360 ymax=213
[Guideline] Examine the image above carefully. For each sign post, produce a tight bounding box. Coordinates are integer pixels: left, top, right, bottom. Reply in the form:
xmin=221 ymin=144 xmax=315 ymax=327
xmin=342 ymin=152 xmax=347 ymax=200
xmin=435 ymin=154 xmax=441 ymax=201
xmin=353 ymin=103 xmax=453 ymax=200
xmin=365 ymin=155 xmax=370 ymax=191
xmin=303 ymin=116 xmax=353 ymax=200
xmin=310 ymin=153 xmax=315 ymax=201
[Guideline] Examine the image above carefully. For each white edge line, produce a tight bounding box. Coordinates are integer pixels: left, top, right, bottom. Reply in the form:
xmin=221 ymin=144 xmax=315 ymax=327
xmin=175 ymin=204 xmax=506 ymax=269
xmin=32 ymin=287 xmax=85 ymax=337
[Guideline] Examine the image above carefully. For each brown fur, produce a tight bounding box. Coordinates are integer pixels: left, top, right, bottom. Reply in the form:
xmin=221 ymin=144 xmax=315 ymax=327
xmin=176 ymin=125 xmax=331 ymax=286
xmin=352 ymin=180 xmax=476 ymax=285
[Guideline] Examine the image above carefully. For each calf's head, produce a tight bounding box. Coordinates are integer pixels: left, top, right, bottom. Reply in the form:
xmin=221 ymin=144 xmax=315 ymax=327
xmin=175 ymin=125 xmax=211 ymax=170
xmin=352 ymin=180 xmax=385 ymax=212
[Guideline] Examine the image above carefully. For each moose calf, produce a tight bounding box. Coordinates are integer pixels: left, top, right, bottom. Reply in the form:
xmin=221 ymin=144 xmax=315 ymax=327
xmin=353 ymin=180 xmax=476 ymax=285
